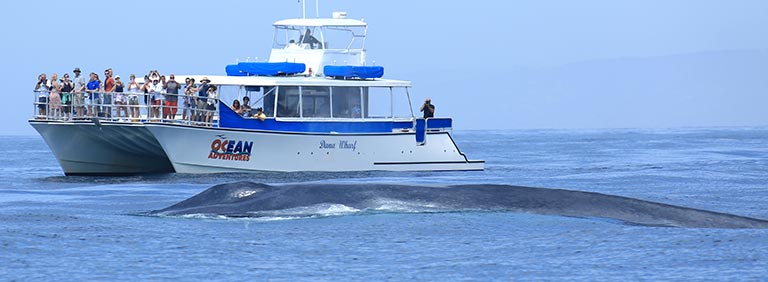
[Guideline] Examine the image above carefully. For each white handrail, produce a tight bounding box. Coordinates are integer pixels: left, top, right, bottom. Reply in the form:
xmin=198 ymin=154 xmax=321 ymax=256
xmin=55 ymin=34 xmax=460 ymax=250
xmin=32 ymin=90 xmax=221 ymax=127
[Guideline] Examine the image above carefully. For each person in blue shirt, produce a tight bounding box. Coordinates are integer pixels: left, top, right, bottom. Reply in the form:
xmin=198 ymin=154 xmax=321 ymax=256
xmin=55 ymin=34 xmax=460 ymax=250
xmin=86 ymin=72 xmax=101 ymax=117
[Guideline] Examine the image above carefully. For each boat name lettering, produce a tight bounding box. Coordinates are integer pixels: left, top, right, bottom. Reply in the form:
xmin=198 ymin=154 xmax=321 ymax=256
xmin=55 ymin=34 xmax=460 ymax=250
xmin=208 ymin=138 xmax=253 ymax=162
xmin=319 ymin=140 xmax=357 ymax=151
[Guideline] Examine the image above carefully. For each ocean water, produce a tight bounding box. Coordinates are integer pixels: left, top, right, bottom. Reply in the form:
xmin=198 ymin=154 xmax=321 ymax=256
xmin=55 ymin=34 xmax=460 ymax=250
xmin=2 ymin=128 xmax=768 ymax=281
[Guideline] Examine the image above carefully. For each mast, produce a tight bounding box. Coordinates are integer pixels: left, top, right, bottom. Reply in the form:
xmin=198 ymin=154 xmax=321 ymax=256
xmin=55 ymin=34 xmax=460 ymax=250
xmin=300 ymin=0 xmax=320 ymax=18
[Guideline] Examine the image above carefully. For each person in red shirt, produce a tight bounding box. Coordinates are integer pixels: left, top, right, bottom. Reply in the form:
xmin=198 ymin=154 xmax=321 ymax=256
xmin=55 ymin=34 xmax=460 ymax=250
xmin=103 ymin=68 xmax=116 ymax=118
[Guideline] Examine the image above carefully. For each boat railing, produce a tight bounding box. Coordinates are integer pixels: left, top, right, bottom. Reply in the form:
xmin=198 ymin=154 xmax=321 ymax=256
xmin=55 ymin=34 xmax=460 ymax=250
xmin=32 ymin=90 xmax=221 ymax=127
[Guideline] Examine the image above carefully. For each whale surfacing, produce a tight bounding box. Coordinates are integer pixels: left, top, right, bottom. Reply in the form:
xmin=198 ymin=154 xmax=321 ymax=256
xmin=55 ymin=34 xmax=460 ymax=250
xmin=150 ymin=182 xmax=768 ymax=229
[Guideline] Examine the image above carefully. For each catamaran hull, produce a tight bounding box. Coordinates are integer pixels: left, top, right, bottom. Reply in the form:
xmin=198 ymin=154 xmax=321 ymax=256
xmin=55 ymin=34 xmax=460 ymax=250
xmin=145 ymin=124 xmax=484 ymax=173
xmin=29 ymin=120 xmax=174 ymax=175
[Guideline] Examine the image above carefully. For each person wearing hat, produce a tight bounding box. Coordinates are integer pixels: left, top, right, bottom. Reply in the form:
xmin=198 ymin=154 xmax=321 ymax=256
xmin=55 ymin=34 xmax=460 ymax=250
xmin=254 ymin=107 xmax=266 ymax=122
xmin=195 ymin=77 xmax=211 ymax=122
xmin=72 ymin=68 xmax=86 ymax=118
xmin=113 ymin=75 xmax=128 ymax=118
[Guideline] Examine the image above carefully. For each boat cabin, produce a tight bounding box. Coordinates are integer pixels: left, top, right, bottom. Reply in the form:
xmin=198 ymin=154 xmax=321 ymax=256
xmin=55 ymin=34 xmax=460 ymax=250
xmin=181 ymin=75 xmax=454 ymax=134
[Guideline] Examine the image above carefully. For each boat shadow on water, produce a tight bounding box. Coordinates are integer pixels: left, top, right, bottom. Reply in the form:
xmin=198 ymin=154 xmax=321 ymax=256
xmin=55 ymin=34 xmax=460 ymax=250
xmin=145 ymin=181 xmax=768 ymax=229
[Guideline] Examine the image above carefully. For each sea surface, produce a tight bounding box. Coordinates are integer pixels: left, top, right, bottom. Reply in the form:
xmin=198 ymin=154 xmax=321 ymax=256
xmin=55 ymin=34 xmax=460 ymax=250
xmin=1 ymin=128 xmax=768 ymax=281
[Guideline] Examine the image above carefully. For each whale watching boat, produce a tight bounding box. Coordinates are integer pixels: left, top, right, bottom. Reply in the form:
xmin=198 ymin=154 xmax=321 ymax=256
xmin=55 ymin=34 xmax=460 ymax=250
xmin=29 ymin=10 xmax=483 ymax=175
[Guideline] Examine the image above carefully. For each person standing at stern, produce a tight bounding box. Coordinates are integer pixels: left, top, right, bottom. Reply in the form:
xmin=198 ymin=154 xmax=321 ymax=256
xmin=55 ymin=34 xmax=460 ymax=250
xmin=420 ymin=98 xmax=435 ymax=119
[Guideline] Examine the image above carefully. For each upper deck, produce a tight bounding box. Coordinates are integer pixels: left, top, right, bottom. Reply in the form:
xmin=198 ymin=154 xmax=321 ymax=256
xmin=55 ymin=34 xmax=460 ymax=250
xmin=268 ymin=13 xmax=370 ymax=76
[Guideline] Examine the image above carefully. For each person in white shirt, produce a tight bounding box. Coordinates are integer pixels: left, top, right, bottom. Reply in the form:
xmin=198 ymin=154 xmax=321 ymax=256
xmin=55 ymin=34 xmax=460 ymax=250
xmin=72 ymin=68 xmax=86 ymax=118
xmin=205 ymin=85 xmax=218 ymax=125
xmin=34 ymin=73 xmax=49 ymax=118
xmin=149 ymin=79 xmax=164 ymax=119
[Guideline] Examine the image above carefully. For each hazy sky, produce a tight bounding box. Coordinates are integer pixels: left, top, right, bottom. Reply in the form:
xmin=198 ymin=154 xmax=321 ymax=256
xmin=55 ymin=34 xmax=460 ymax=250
xmin=2 ymin=0 xmax=767 ymax=135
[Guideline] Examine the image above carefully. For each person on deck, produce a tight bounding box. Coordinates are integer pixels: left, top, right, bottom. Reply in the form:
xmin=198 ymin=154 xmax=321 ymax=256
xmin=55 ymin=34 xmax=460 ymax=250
xmin=102 ymin=68 xmax=115 ymax=117
xmin=420 ymin=98 xmax=435 ymax=119
xmin=60 ymin=73 xmax=74 ymax=120
xmin=34 ymin=73 xmax=49 ymax=118
xmin=114 ymin=75 xmax=127 ymax=118
xmin=241 ymin=96 xmax=252 ymax=117
xmin=184 ymin=78 xmax=197 ymax=122
xmin=86 ymin=73 xmax=101 ymax=118
xmin=126 ymin=74 xmax=141 ymax=119
xmin=254 ymin=107 xmax=266 ymax=122
xmin=205 ymin=85 xmax=218 ymax=125
xmin=231 ymin=99 xmax=243 ymax=115
xmin=164 ymin=74 xmax=180 ymax=120
xmin=149 ymin=79 xmax=163 ymax=120
xmin=49 ymin=73 xmax=62 ymax=120
xmin=196 ymin=77 xmax=211 ymax=122
xmin=72 ymin=68 xmax=86 ymax=118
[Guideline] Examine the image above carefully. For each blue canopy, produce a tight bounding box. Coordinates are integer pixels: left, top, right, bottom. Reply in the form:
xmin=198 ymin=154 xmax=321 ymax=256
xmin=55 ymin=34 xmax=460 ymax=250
xmin=324 ymin=65 xmax=384 ymax=79
xmin=225 ymin=64 xmax=248 ymax=76
xmin=236 ymin=62 xmax=306 ymax=76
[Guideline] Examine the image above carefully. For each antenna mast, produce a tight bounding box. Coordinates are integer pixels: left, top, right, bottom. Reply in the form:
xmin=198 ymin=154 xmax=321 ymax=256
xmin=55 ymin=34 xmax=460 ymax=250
xmin=302 ymin=0 xmax=306 ymax=18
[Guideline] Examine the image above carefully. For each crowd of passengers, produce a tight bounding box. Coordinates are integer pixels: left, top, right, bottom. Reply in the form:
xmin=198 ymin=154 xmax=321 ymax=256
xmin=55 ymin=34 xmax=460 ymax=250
xmin=34 ymin=67 xmax=231 ymax=125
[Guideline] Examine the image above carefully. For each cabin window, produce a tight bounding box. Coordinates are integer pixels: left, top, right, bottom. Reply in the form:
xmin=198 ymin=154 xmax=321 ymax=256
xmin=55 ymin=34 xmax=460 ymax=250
xmin=242 ymin=86 xmax=272 ymax=118
xmin=323 ymin=26 xmax=367 ymax=50
xmin=364 ymin=87 xmax=395 ymax=118
xmin=273 ymin=24 xmax=366 ymax=51
xmin=393 ymin=87 xmax=414 ymax=118
xmin=262 ymin=86 xmax=276 ymax=117
xmin=301 ymin=86 xmax=331 ymax=118
xmin=217 ymin=85 xmax=239 ymax=107
xmin=273 ymin=26 xmax=325 ymax=50
xmin=276 ymin=86 xmax=300 ymax=117
xmin=331 ymin=87 xmax=362 ymax=118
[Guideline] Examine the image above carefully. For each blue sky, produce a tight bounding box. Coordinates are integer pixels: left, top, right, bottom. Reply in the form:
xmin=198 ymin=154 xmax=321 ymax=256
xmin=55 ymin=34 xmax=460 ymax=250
xmin=2 ymin=0 xmax=767 ymax=134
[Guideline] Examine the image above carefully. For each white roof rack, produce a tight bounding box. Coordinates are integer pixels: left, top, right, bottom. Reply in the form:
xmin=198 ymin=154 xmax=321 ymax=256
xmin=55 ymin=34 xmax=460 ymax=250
xmin=273 ymin=18 xmax=367 ymax=27
xmin=177 ymin=75 xmax=411 ymax=88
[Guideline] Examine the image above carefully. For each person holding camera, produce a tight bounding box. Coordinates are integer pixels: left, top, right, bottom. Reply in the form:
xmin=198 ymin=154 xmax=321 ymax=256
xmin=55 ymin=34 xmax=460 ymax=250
xmin=34 ymin=73 xmax=49 ymax=118
xmin=420 ymin=98 xmax=435 ymax=119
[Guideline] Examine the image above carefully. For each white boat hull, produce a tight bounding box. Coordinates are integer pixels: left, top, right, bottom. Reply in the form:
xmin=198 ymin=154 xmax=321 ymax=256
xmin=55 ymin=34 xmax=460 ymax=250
xmin=145 ymin=124 xmax=484 ymax=173
xmin=29 ymin=120 xmax=174 ymax=175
